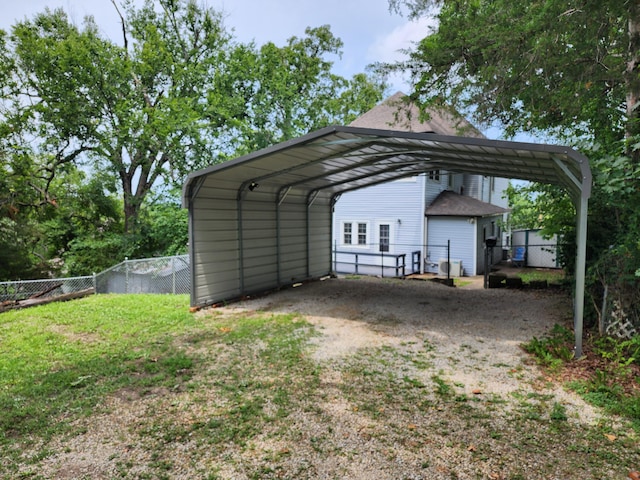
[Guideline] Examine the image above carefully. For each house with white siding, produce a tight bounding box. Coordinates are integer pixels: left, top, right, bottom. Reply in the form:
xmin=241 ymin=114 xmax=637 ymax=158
xmin=333 ymin=93 xmax=510 ymax=277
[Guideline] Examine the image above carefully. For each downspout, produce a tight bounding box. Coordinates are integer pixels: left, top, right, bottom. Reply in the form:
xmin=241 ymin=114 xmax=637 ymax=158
xmin=472 ymin=218 xmax=478 ymax=276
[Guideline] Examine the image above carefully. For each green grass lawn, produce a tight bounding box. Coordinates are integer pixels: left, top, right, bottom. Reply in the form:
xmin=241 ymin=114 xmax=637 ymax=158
xmin=516 ymin=268 xmax=566 ymax=285
xmin=0 ymin=294 xmax=198 ymax=440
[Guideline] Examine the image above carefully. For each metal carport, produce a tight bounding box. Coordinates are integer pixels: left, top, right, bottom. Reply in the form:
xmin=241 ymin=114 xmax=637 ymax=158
xmin=182 ymin=125 xmax=591 ymax=357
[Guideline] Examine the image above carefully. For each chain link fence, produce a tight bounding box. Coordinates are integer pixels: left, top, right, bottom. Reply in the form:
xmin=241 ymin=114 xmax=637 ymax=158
xmin=0 ymin=276 xmax=94 ymax=303
xmin=95 ymin=255 xmax=190 ymax=294
xmin=0 ymin=255 xmax=190 ymax=303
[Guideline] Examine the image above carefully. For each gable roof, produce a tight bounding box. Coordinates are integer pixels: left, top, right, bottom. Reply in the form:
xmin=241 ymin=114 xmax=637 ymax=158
xmin=349 ymin=91 xmax=484 ymax=137
xmin=425 ymin=190 xmax=510 ymax=217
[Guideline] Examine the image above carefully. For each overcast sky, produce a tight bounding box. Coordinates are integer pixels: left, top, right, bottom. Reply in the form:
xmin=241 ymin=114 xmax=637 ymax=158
xmin=0 ymin=0 xmax=435 ymax=94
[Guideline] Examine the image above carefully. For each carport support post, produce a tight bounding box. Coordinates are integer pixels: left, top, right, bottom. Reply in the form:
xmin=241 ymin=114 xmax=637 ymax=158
xmin=573 ymin=196 xmax=588 ymax=359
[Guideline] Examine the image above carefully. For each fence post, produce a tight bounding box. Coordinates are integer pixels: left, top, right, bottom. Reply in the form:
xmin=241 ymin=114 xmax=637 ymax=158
xmin=125 ymin=257 xmax=129 ymax=294
xmin=172 ymin=257 xmax=176 ymax=295
xmin=92 ymin=273 xmax=96 ymax=294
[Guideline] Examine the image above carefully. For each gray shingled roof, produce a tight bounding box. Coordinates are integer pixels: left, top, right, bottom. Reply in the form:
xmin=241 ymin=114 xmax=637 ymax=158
xmin=425 ymin=190 xmax=510 ymax=217
xmin=349 ymin=92 xmax=484 ymax=137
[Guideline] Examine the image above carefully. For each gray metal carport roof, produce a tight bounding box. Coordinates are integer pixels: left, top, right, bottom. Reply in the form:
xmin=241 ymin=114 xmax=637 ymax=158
xmin=183 ymin=125 xmax=591 ymax=357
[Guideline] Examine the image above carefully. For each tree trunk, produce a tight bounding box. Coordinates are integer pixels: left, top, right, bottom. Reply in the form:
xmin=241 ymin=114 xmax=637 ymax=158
xmin=123 ymin=198 xmax=140 ymax=235
xmin=120 ymin=168 xmax=141 ymax=235
xmin=626 ymin=1 xmax=640 ymax=163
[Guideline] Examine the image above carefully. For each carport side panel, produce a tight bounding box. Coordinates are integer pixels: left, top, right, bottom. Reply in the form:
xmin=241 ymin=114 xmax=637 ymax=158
xmin=240 ymin=196 xmax=279 ymax=293
xmin=278 ymin=198 xmax=332 ymax=283
xmin=308 ymin=202 xmax=332 ymax=278
xmin=190 ymin=196 xmax=242 ymax=306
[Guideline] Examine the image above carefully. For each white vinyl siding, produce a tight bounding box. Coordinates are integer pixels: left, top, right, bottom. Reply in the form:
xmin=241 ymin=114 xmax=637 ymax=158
xmin=426 ymin=217 xmax=476 ymax=276
xmin=334 ymin=178 xmax=424 ymax=257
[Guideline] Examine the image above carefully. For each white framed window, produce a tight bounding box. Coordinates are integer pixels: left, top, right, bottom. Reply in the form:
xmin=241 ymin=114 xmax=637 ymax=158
xmin=357 ymin=222 xmax=367 ymax=245
xmin=343 ymin=222 xmax=352 ymax=245
xmin=379 ymin=224 xmax=390 ymax=252
xmin=341 ymin=221 xmax=369 ymax=247
xmin=375 ymin=220 xmax=395 ymax=254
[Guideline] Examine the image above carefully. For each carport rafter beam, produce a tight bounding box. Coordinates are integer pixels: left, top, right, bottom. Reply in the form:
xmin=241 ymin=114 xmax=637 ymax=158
xmin=240 ymin=142 xmax=382 ymax=187
xmin=277 ymin=159 xmax=439 ymax=194
xmin=305 ymin=162 xmax=433 ymax=195
xmin=321 ymin=167 xmax=430 ymax=199
xmin=429 ymin=162 xmax=561 ymax=185
xmin=273 ymin=151 xmax=430 ymax=192
xmin=376 ymin=146 xmax=574 ymax=178
xmin=552 ymin=155 xmax=583 ymax=196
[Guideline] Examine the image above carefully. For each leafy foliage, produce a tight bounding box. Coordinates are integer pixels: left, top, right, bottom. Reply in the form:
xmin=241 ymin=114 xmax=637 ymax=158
xmin=386 ymin=1 xmax=632 ymax=147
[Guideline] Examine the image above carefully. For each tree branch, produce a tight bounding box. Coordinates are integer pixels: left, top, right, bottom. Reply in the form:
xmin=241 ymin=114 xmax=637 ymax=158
xmin=110 ymin=0 xmax=129 ymax=53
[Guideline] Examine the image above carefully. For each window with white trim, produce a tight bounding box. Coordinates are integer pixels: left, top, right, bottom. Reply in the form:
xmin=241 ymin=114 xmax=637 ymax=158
xmin=379 ymin=224 xmax=390 ymax=252
xmin=341 ymin=221 xmax=369 ymax=247
xmin=343 ymin=222 xmax=352 ymax=245
xmin=357 ymin=223 xmax=367 ymax=245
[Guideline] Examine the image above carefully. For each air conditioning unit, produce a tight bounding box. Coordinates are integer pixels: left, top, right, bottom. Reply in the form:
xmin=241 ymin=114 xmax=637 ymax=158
xmin=438 ymin=258 xmax=463 ymax=277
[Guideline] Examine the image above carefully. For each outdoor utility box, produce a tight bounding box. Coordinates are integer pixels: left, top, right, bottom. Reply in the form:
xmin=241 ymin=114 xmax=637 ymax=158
xmin=485 ymin=236 xmax=497 ymax=248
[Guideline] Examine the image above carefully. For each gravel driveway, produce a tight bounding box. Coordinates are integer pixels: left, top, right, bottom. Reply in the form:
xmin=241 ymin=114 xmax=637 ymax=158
xmin=204 ymin=275 xmax=622 ymax=479
xmin=234 ymin=275 xmax=595 ymax=416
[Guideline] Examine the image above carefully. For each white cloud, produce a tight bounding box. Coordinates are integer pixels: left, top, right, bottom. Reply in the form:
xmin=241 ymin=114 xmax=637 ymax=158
xmin=365 ymin=16 xmax=436 ymax=94
xmin=369 ymin=16 xmax=436 ymax=63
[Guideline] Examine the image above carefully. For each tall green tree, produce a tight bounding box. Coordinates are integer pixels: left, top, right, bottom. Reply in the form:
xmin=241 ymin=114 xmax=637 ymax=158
xmin=3 ymin=1 xmax=385 ymax=238
xmin=231 ymin=26 xmax=386 ymax=153
xmin=5 ymin=1 xmax=239 ymax=234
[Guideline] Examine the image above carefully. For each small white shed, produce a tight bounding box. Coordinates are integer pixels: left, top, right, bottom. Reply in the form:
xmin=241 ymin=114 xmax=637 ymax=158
xmin=511 ymin=229 xmax=561 ymax=268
